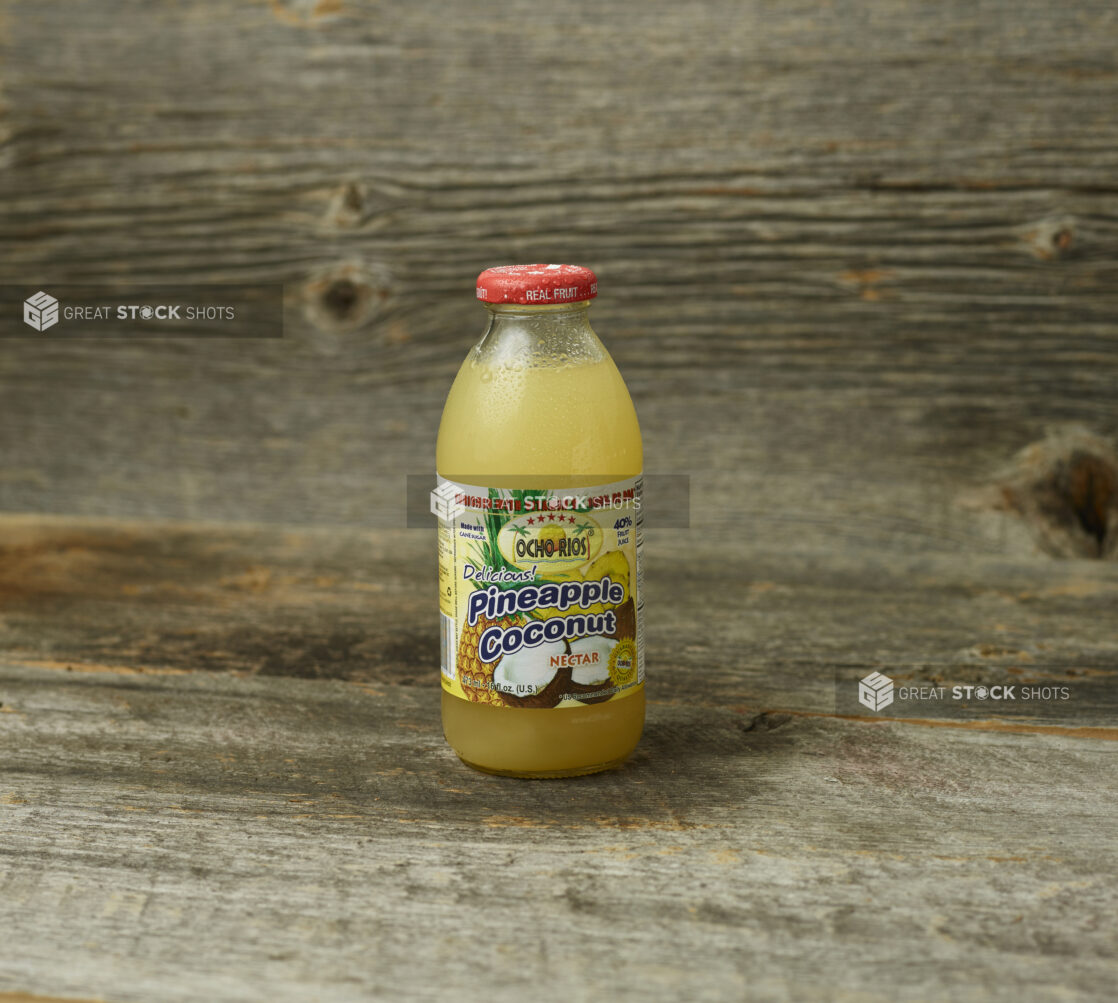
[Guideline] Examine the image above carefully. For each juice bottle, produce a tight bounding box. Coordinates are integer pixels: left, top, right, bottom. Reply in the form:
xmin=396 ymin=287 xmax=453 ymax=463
xmin=434 ymin=264 xmax=644 ymax=777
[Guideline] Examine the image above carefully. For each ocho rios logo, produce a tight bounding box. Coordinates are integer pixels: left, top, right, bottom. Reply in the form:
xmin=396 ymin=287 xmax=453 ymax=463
xmin=498 ymin=511 xmax=602 ymax=574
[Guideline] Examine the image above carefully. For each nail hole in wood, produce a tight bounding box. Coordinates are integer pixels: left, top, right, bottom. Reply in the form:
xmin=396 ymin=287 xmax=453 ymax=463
xmin=322 ymin=278 xmax=360 ymax=320
xmin=1021 ymin=217 xmax=1076 ymax=260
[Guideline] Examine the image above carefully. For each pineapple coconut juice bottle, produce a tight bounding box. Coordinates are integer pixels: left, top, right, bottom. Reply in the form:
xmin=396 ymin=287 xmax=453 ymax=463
xmin=435 ymin=265 xmax=644 ymax=777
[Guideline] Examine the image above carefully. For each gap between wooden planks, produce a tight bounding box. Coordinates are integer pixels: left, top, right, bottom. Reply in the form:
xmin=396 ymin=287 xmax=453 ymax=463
xmin=7 ymin=657 xmax=1116 ymax=742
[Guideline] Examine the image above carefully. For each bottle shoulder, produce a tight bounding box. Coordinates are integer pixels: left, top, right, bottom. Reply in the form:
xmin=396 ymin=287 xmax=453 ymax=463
xmin=437 ymin=353 xmax=641 ymax=484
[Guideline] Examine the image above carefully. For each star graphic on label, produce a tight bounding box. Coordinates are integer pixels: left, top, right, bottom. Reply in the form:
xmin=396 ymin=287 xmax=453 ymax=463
xmin=526 ymin=517 xmax=535 ymax=525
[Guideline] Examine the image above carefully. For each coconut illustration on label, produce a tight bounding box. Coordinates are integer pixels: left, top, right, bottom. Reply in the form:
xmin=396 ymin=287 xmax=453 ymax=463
xmin=492 ymin=639 xmax=573 ymax=708
xmin=490 ymin=634 xmax=621 ymax=709
xmin=565 ymin=635 xmax=619 ymax=704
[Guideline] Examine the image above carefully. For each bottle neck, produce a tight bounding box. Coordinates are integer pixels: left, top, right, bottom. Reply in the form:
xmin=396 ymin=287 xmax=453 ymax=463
xmin=476 ymin=300 xmax=604 ymax=366
xmin=484 ymin=300 xmax=592 ymax=315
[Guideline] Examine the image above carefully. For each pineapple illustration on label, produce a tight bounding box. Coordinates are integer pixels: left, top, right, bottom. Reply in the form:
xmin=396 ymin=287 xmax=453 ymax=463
xmin=434 ymin=477 xmax=643 ymax=709
xmin=456 ymin=612 xmax=525 ymax=706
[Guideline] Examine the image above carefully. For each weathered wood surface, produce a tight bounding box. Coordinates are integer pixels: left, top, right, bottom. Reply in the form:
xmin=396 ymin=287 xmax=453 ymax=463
xmin=1 ymin=0 xmax=1116 ymax=557
xmin=1 ymin=516 xmax=1117 ymax=1001
xmin=2 ymin=662 xmax=1117 ymax=1003
xmin=2 ymin=1 xmax=1118 ymax=998
xmin=0 ymin=515 xmax=1115 ymax=725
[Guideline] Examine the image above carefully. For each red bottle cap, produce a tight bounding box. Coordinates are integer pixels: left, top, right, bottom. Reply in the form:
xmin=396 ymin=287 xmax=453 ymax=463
xmin=476 ymin=264 xmax=598 ymax=305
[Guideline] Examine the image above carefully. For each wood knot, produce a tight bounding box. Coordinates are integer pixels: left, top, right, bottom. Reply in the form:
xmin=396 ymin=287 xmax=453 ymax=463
xmin=1020 ymin=216 xmax=1076 ymax=260
xmin=1059 ymin=452 xmax=1116 ymax=548
xmin=326 ymin=181 xmax=369 ymax=228
xmin=993 ymin=428 xmax=1118 ymax=558
xmin=303 ymin=262 xmax=392 ymax=334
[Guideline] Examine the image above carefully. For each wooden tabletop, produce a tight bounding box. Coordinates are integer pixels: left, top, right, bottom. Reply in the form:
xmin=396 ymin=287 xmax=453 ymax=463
xmin=1 ymin=516 xmax=1115 ymax=1001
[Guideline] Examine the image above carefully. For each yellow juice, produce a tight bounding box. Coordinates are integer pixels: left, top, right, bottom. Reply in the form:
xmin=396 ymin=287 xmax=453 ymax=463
xmin=436 ymin=283 xmax=644 ymax=777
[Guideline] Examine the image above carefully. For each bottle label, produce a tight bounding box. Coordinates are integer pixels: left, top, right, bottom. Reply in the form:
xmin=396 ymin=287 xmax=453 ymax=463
xmin=432 ymin=476 xmax=644 ymax=709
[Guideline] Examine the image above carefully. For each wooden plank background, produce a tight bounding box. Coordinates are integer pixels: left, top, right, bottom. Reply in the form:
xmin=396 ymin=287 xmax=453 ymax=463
xmin=0 ymin=0 xmax=1115 ymax=558
xmin=2 ymin=2 xmax=1118 ymax=1001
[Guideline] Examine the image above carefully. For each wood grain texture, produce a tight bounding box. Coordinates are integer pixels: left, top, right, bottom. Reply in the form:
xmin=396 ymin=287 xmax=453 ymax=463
xmin=1 ymin=517 xmax=1116 ymax=1000
xmin=0 ymin=1 xmax=1116 ymax=557
xmin=0 ymin=515 xmax=1115 ymax=726
xmin=2 ymin=660 xmax=1117 ymax=1003
xmin=2 ymin=2 xmax=1117 ymax=997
